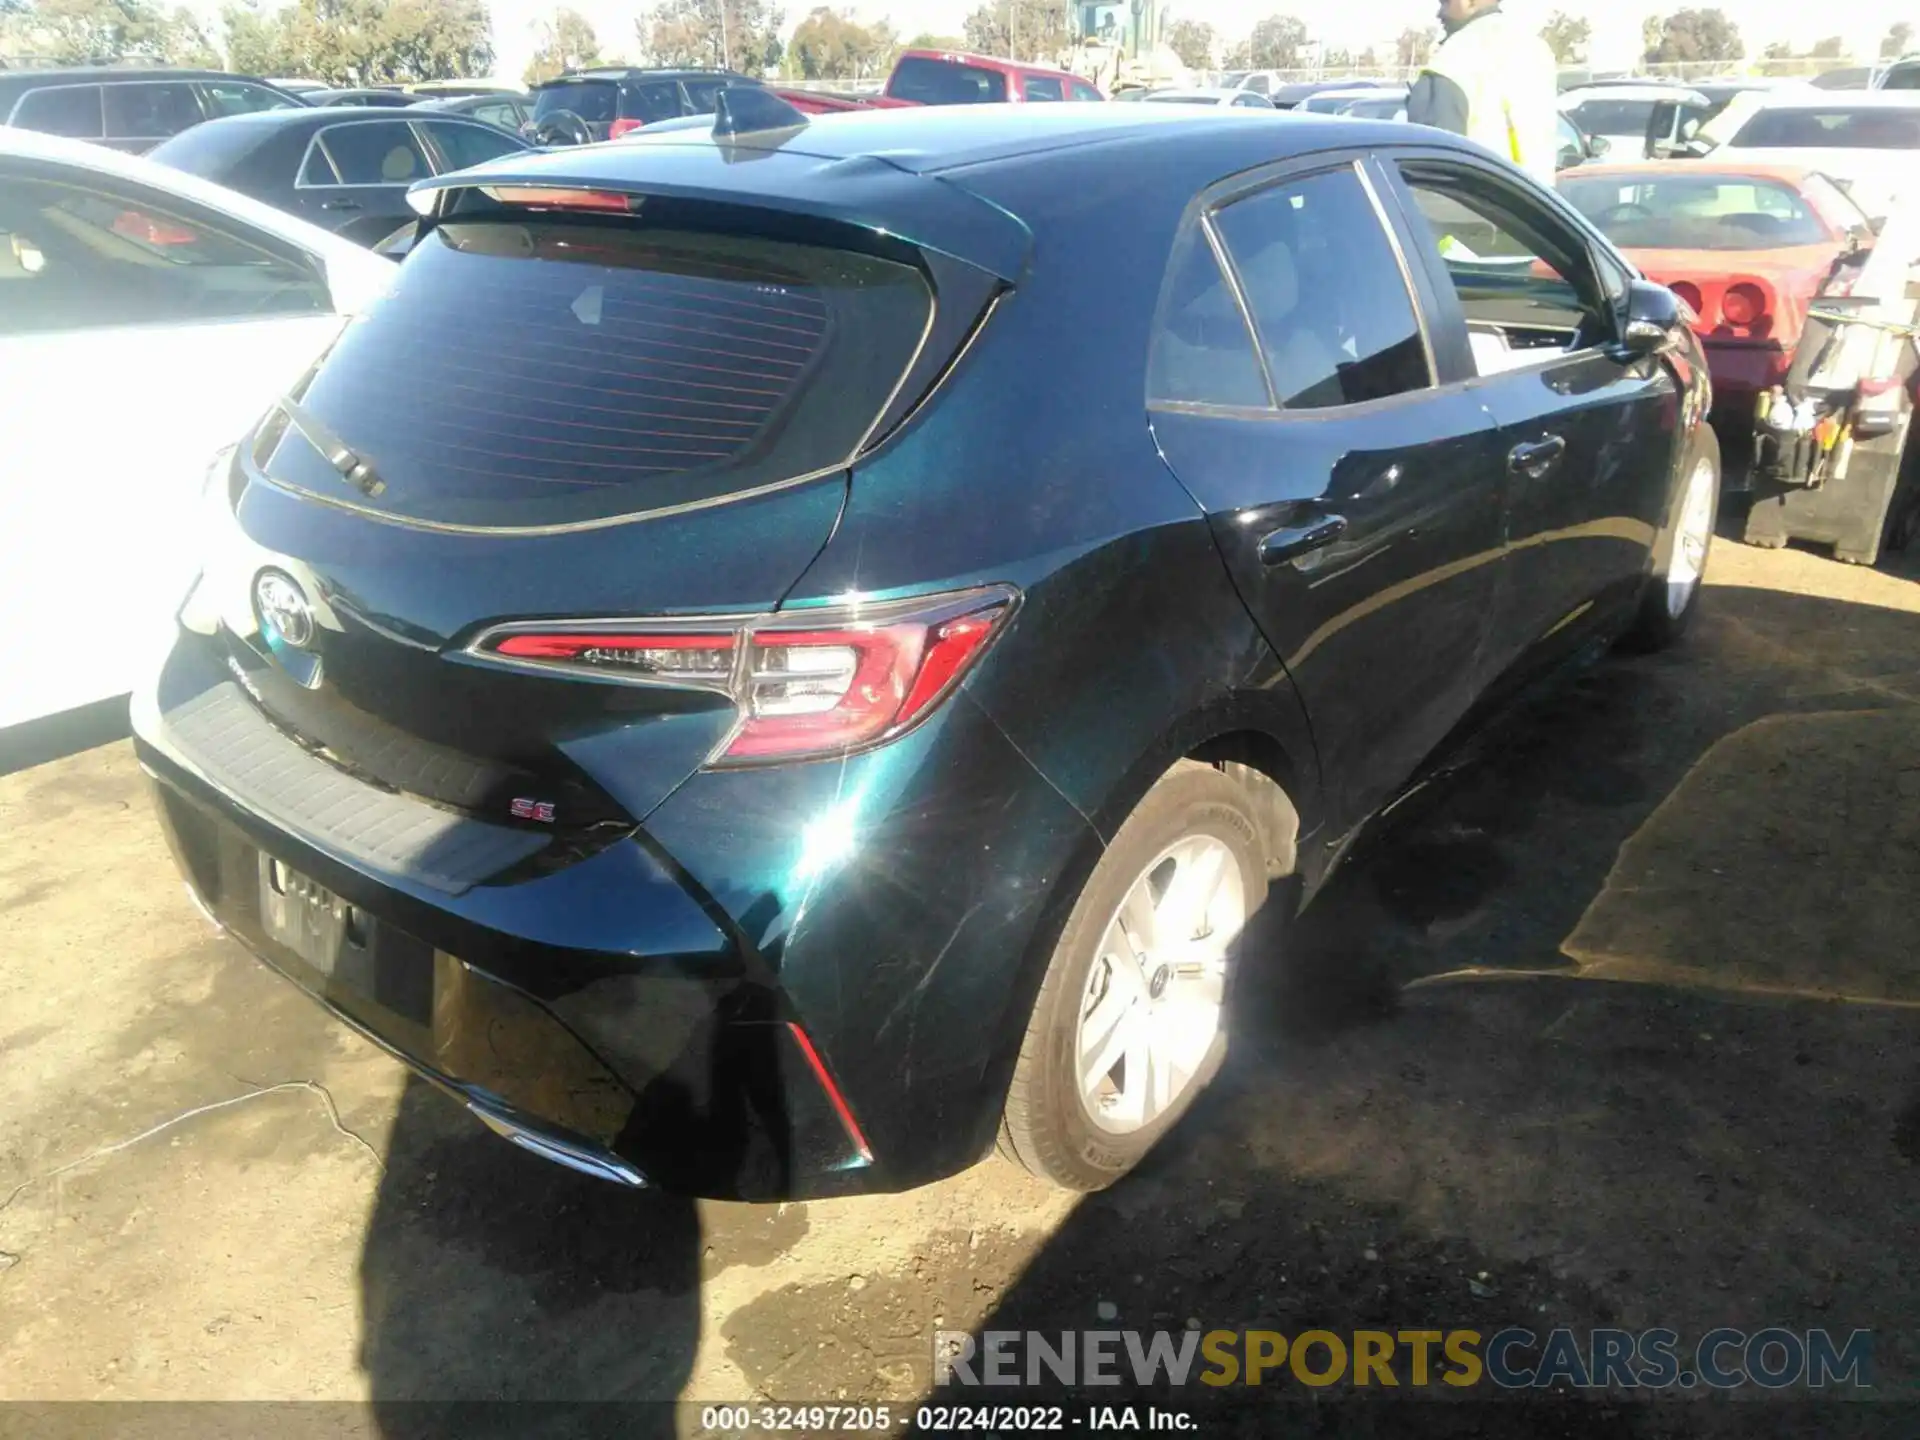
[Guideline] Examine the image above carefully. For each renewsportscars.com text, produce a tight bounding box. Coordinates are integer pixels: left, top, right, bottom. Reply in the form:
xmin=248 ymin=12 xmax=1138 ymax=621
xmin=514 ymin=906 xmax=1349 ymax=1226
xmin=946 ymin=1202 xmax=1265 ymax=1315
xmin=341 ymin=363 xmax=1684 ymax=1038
xmin=933 ymin=1327 xmax=1873 ymax=1391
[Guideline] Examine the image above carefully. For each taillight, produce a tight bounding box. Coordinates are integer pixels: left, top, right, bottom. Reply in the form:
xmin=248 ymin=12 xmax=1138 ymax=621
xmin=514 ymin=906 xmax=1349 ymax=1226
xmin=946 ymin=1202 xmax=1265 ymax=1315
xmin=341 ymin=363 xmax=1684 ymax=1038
xmin=479 ymin=185 xmax=637 ymax=212
xmin=113 ymin=209 xmax=199 ymax=245
xmin=468 ymin=586 xmax=1019 ymax=765
xmin=1668 ymin=281 xmax=1703 ymax=324
xmin=607 ymin=116 xmax=645 ymax=139
xmin=1719 ymin=283 xmax=1764 ymax=328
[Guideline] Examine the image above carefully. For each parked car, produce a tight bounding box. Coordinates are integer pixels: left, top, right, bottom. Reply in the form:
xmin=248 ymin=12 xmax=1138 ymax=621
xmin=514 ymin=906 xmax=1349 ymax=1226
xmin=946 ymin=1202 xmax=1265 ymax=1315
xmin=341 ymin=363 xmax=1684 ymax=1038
xmin=303 ymin=87 xmax=415 ymax=108
xmin=406 ymin=80 xmax=526 ymax=98
xmin=269 ymin=79 xmax=332 ymax=97
xmin=1559 ymin=162 xmax=1875 ymax=411
xmin=1267 ymin=78 xmax=1386 ymax=110
xmin=1700 ymin=92 xmax=1920 ymax=224
xmin=1139 ymin=87 xmax=1276 ymax=109
xmin=412 ymin=90 xmax=532 ymax=132
xmin=883 ymin=50 xmax=1103 ymax=104
xmin=0 ymin=126 xmax=393 ymax=732
xmin=1556 ymin=111 xmax=1611 ymax=169
xmin=1874 ymin=55 xmax=1920 ymax=90
xmin=1299 ymin=85 xmax=1408 ymax=120
xmin=0 ymin=68 xmax=305 ymax=154
xmin=135 ymin=103 xmax=1717 ymax=1201
xmin=524 ymin=67 xmax=763 ymax=143
xmin=1558 ymin=82 xmax=1712 ymax=159
xmin=146 ymin=107 xmax=530 ymax=245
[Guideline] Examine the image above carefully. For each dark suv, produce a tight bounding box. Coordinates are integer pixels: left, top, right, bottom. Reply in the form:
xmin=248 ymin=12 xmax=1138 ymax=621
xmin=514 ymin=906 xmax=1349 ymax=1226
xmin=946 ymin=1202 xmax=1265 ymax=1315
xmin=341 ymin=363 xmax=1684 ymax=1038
xmin=139 ymin=105 xmax=1716 ymax=1201
xmin=0 ymin=67 xmax=304 ymax=153
xmin=524 ymin=67 xmax=762 ymax=144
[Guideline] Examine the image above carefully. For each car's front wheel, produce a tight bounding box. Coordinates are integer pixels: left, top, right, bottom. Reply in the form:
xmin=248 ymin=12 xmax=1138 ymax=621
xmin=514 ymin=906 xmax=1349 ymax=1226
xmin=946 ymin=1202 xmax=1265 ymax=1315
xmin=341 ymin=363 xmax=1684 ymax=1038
xmin=1000 ymin=761 xmax=1268 ymax=1190
xmin=1623 ymin=424 xmax=1720 ymax=651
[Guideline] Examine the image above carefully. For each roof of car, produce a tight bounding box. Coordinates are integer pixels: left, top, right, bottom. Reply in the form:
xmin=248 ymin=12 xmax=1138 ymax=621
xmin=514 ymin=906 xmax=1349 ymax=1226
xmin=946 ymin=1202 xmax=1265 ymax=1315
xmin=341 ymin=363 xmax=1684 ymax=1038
xmin=893 ymin=48 xmax=1082 ymax=81
xmin=536 ymin=67 xmax=753 ymax=84
xmin=1143 ymin=87 xmax=1246 ymax=100
xmin=1565 ymin=160 xmax=1819 ymax=185
xmin=1742 ymin=89 xmax=1920 ymax=109
xmin=0 ymin=67 xmax=298 ymax=97
xmin=1310 ymin=85 xmax=1407 ymax=100
xmin=1560 ymin=83 xmax=1709 ymax=104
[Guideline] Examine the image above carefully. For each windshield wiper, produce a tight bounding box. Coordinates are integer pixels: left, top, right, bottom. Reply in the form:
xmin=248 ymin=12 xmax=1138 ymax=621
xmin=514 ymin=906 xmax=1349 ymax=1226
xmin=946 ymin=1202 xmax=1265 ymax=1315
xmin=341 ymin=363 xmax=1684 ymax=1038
xmin=272 ymin=394 xmax=387 ymax=498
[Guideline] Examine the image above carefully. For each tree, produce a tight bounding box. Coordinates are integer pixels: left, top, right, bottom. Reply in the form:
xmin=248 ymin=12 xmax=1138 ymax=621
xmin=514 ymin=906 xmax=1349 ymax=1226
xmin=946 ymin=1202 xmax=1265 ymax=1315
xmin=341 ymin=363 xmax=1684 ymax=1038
xmin=525 ymin=7 xmax=600 ymax=84
xmin=961 ymin=0 xmax=1069 ymax=63
xmin=1394 ymin=25 xmax=1436 ymax=69
xmin=788 ymin=5 xmax=895 ymax=79
xmin=20 ymin=0 xmax=175 ymax=62
xmin=1881 ymin=21 xmax=1912 ymax=59
xmin=640 ymin=0 xmax=782 ymax=73
xmin=1643 ymin=8 xmax=1742 ymax=65
xmin=219 ymin=0 xmax=492 ymax=85
xmin=902 ymin=30 xmax=963 ymax=50
xmin=1164 ymin=16 xmax=1213 ymax=70
xmin=1540 ymin=10 xmax=1589 ymax=65
xmin=1224 ymin=13 xmax=1308 ymax=71
xmin=1810 ymin=35 xmax=1844 ymax=60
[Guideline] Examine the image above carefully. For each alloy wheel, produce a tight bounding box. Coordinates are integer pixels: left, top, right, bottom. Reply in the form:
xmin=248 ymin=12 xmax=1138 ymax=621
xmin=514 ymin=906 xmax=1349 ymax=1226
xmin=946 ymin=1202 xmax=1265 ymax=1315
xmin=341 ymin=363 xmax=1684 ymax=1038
xmin=1667 ymin=455 xmax=1717 ymax=617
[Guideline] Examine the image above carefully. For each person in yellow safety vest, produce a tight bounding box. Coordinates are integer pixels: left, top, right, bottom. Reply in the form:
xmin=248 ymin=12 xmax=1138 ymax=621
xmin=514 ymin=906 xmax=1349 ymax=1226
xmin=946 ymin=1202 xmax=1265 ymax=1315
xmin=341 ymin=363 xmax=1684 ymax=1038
xmin=1406 ymin=0 xmax=1560 ymax=186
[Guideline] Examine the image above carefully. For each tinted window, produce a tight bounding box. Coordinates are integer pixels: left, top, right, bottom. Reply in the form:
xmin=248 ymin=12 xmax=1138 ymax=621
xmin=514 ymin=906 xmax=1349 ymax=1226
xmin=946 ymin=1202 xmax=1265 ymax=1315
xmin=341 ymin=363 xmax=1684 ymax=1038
xmin=420 ymin=120 xmax=522 ymax=171
xmin=470 ymin=99 xmax=525 ymax=128
xmin=318 ymin=122 xmax=429 ymax=184
xmin=0 ymin=167 xmax=328 ymax=335
xmin=533 ymin=79 xmax=618 ymax=123
xmin=201 ymin=80 xmax=298 ymax=117
xmin=1024 ymin=76 xmax=1064 ymax=102
xmin=266 ymin=221 xmax=932 ymax=527
xmin=298 ymin=141 xmax=340 ymax=185
xmin=682 ymin=78 xmax=726 ymax=113
xmin=1731 ymin=105 xmax=1920 ymax=148
xmin=12 ymin=86 xmax=104 ymax=138
xmin=102 ymin=82 xmax=203 ymax=138
xmin=1148 ymin=228 xmax=1268 ymax=408
xmin=1071 ymin=82 xmax=1103 ymax=102
xmin=888 ymin=57 xmax=1008 ymax=104
xmin=624 ymin=80 xmax=686 ymax=121
xmin=1883 ymin=63 xmax=1920 ymax=91
xmin=1565 ymin=98 xmax=1659 ymax=135
xmin=1212 ymin=168 xmax=1430 ymax=409
xmin=1400 ymin=163 xmax=1612 ymax=362
xmin=1560 ymin=174 xmax=1832 ymax=250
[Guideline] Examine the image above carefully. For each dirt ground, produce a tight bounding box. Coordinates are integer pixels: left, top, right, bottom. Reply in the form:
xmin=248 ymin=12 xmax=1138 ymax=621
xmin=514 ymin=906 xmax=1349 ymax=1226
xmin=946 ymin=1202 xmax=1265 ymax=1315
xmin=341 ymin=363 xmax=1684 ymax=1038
xmin=3 ymin=529 xmax=1919 ymax=1436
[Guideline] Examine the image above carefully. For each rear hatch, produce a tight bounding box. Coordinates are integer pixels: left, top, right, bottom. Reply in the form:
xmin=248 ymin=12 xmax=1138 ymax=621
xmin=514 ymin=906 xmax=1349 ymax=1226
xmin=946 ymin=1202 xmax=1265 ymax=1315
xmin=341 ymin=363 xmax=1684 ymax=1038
xmin=193 ymin=166 xmax=998 ymax=836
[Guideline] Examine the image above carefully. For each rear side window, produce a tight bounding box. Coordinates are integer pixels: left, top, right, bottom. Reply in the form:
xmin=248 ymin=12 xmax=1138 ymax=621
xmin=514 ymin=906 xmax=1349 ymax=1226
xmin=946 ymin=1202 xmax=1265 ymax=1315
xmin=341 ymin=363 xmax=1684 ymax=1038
xmin=1732 ymin=105 xmax=1920 ymax=148
xmin=13 ymin=86 xmax=104 ymax=138
xmin=534 ymin=80 xmax=618 ymax=123
xmin=1023 ymin=77 xmax=1064 ymax=102
xmin=888 ymin=58 xmax=1008 ymax=104
xmin=318 ymin=121 xmax=429 ymax=184
xmin=103 ymin=82 xmax=204 ymax=138
xmin=201 ymin=80 xmax=298 ymax=117
xmin=1212 ymin=168 xmax=1430 ymax=409
xmin=0 ymin=166 xmax=329 ymax=336
xmin=623 ymin=81 xmax=686 ymax=122
xmin=263 ymin=221 xmax=933 ymax=527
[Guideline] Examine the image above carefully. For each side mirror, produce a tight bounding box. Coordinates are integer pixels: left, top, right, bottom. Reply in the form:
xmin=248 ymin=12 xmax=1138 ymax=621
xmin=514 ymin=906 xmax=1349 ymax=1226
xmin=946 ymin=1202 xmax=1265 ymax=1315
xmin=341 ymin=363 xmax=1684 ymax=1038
xmin=1621 ymin=279 xmax=1684 ymax=354
xmin=1587 ymin=133 xmax=1612 ymax=158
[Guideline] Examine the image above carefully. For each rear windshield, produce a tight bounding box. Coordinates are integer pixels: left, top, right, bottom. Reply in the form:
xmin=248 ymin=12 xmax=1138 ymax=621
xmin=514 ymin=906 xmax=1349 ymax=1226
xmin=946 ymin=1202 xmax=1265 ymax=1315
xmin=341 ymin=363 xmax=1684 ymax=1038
xmin=1732 ymin=106 xmax=1920 ymax=148
xmin=533 ymin=80 xmax=618 ymax=123
xmin=1564 ymin=99 xmax=1659 ymax=135
xmin=259 ymin=219 xmax=932 ymax=528
xmin=1560 ymin=175 xmax=1833 ymax=249
xmin=887 ymin=57 xmax=1008 ymax=104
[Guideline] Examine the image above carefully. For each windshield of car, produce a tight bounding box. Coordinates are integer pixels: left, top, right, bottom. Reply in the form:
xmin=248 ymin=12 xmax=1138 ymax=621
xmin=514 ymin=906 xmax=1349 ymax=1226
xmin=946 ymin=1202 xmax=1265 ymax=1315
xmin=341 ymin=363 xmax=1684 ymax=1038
xmin=260 ymin=219 xmax=933 ymax=527
xmin=1564 ymin=98 xmax=1660 ymax=135
xmin=532 ymin=79 xmax=618 ymax=123
xmin=1731 ymin=105 xmax=1920 ymax=148
xmin=1560 ymin=174 xmax=1833 ymax=249
xmin=886 ymin=57 xmax=1008 ymax=104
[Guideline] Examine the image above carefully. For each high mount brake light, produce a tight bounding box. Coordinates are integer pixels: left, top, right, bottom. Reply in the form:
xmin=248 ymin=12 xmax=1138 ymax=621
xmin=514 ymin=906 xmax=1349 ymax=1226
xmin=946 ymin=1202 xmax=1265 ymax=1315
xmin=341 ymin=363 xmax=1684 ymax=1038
xmin=470 ymin=586 xmax=1019 ymax=764
xmin=478 ymin=186 xmax=638 ymax=212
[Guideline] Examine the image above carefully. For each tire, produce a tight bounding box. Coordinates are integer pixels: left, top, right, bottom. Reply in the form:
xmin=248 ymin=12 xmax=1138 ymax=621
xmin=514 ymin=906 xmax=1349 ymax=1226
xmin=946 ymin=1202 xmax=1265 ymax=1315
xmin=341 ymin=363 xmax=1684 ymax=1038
xmin=1623 ymin=424 xmax=1720 ymax=652
xmin=999 ymin=760 xmax=1270 ymax=1191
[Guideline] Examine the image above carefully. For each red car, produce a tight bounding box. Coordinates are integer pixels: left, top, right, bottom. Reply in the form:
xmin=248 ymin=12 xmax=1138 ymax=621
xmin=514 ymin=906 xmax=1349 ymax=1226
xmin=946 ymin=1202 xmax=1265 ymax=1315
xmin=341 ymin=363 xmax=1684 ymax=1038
xmin=1559 ymin=162 xmax=1875 ymax=404
xmin=883 ymin=49 xmax=1104 ymax=105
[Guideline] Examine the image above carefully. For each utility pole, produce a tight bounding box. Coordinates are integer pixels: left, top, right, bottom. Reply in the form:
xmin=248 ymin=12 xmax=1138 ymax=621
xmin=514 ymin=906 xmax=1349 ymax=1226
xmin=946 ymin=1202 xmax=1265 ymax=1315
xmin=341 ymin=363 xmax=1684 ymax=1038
xmin=718 ymin=0 xmax=732 ymax=70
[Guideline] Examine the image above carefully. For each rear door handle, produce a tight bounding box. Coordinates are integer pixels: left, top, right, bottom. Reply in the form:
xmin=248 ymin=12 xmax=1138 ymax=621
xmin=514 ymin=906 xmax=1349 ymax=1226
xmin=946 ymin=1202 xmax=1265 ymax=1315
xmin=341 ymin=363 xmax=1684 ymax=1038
xmin=1508 ymin=436 xmax=1567 ymax=480
xmin=1259 ymin=512 xmax=1349 ymax=566
xmin=320 ymin=198 xmax=363 ymax=212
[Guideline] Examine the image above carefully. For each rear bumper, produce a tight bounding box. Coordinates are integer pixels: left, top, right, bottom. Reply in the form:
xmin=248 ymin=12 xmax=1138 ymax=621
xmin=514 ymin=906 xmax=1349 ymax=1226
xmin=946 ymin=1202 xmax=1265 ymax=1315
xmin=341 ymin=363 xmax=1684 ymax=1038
xmin=135 ymin=628 xmax=1097 ymax=1198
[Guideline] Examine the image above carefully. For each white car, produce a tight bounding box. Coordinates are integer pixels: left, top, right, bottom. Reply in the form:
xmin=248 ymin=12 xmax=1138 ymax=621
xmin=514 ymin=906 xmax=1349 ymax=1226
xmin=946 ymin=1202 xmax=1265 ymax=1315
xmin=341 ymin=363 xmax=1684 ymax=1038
xmin=1299 ymin=85 xmax=1409 ymax=120
xmin=0 ymin=126 xmax=395 ymax=734
xmin=1140 ymin=86 xmax=1276 ymax=109
xmin=1705 ymin=91 xmax=1920 ymax=223
xmin=1558 ymin=82 xmax=1712 ymax=159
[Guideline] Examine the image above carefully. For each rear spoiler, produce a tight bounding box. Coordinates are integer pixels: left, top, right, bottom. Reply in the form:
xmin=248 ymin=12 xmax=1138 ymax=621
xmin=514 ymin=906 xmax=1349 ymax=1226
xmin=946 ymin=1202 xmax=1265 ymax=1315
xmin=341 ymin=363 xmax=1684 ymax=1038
xmin=403 ymin=88 xmax=1032 ymax=284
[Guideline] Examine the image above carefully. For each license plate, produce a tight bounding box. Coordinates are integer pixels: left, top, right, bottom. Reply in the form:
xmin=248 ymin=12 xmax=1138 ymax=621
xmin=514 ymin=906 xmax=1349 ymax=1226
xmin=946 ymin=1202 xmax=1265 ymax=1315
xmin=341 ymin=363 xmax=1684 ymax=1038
xmin=258 ymin=854 xmax=370 ymax=981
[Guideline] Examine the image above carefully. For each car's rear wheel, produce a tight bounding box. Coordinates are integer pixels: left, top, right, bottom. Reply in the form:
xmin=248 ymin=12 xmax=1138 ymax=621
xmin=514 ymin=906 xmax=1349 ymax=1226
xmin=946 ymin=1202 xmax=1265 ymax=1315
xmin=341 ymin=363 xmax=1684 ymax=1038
xmin=1624 ymin=424 xmax=1720 ymax=652
xmin=1000 ymin=761 xmax=1268 ymax=1190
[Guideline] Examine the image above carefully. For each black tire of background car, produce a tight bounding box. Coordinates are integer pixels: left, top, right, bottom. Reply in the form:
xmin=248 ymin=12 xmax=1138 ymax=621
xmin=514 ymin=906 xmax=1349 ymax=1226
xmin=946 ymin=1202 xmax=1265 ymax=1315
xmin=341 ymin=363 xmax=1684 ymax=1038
xmin=1622 ymin=422 xmax=1721 ymax=652
xmin=998 ymin=760 xmax=1271 ymax=1191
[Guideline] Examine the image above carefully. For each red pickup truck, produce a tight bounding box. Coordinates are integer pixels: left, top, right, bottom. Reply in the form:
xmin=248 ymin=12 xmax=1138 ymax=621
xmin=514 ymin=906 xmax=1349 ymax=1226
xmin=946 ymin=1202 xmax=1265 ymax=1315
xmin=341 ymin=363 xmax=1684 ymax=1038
xmin=883 ymin=50 xmax=1105 ymax=105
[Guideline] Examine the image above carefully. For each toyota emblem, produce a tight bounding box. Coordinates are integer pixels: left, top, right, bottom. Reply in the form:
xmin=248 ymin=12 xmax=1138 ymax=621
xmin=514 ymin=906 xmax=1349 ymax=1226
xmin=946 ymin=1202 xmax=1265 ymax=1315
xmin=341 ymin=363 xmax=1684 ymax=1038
xmin=255 ymin=569 xmax=315 ymax=650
